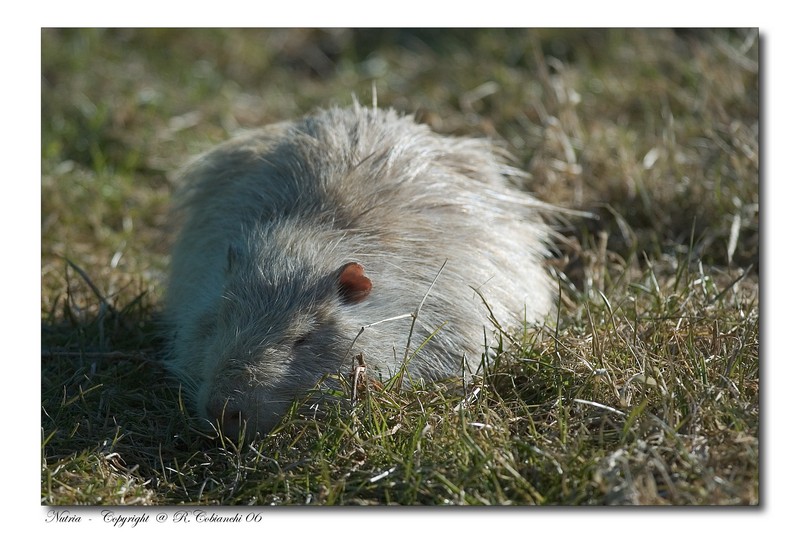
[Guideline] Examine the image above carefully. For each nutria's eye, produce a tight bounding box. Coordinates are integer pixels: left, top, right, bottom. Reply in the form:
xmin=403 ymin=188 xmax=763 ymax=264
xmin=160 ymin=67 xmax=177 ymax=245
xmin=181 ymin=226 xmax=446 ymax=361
xmin=294 ymin=334 xmax=309 ymax=347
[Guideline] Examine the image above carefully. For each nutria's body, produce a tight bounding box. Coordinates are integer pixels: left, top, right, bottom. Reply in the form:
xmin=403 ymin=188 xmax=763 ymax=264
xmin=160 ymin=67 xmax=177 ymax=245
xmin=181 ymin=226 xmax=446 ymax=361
xmin=164 ymin=105 xmax=556 ymax=439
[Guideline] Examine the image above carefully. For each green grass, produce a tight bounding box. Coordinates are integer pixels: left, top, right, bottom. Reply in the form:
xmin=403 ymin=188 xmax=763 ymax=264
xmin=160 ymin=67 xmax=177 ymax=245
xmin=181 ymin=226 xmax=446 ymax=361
xmin=41 ymin=28 xmax=758 ymax=505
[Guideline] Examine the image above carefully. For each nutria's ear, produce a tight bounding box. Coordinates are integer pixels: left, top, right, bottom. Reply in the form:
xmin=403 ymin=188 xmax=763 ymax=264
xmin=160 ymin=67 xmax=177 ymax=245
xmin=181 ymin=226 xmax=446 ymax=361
xmin=337 ymin=262 xmax=372 ymax=304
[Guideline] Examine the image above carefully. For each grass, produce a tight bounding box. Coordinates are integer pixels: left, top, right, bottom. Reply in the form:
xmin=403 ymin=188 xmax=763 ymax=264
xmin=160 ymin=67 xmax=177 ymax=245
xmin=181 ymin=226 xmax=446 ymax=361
xmin=41 ymin=28 xmax=758 ymax=505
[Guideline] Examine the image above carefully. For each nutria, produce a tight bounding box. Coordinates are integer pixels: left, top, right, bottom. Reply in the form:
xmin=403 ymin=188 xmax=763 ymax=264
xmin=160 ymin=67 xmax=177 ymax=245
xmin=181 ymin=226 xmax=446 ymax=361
xmin=163 ymin=105 xmax=557 ymax=439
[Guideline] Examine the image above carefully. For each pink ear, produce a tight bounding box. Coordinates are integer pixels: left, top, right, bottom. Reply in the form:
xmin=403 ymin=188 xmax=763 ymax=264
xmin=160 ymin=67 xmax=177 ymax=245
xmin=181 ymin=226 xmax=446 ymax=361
xmin=337 ymin=262 xmax=372 ymax=304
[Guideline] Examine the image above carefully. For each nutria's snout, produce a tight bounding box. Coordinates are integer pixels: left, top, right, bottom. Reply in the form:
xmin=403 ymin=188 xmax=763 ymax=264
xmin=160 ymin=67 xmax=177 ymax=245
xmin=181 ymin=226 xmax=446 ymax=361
xmin=205 ymin=396 xmax=248 ymax=441
xmin=204 ymin=393 xmax=289 ymax=441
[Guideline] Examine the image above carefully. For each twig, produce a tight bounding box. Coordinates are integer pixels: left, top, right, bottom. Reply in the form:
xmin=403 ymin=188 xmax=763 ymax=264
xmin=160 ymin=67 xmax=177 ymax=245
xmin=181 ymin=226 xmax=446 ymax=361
xmin=64 ymin=258 xmax=120 ymax=318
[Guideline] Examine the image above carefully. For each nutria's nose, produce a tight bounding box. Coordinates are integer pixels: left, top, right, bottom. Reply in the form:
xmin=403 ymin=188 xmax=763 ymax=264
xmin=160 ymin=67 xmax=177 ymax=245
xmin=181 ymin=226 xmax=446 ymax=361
xmin=206 ymin=397 xmax=247 ymax=441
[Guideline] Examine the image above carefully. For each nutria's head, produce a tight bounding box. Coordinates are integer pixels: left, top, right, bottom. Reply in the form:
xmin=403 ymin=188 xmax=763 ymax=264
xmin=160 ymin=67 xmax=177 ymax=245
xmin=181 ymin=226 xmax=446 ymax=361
xmin=193 ymin=251 xmax=373 ymax=440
